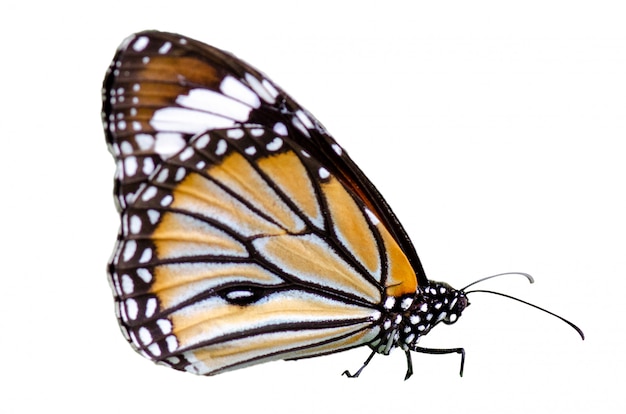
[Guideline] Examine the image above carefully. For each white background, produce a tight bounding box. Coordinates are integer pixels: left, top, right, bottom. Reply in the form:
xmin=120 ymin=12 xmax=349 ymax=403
xmin=2 ymin=1 xmax=624 ymax=412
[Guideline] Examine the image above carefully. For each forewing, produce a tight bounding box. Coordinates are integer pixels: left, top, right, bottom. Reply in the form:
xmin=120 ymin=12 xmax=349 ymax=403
xmin=102 ymin=30 xmax=425 ymax=286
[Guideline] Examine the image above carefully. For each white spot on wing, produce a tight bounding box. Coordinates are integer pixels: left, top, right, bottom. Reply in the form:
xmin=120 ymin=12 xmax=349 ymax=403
xmin=123 ymin=240 xmax=137 ymax=262
xmin=139 ymin=327 xmax=153 ymax=345
xmin=195 ymin=133 xmax=210 ymax=149
xmin=245 ymin=73 xmax=275 ymax=104
xmin=250 ymin=128 xmax=264 ymax=137
xmin=262 ymin=79 xmax=279 ymax=99
xmin=292 ymin=117 xmax=310 ymax=137
xmin=157 ymin=319 xmax=172 ymax=334
xmin=159 ymin=41 xmax=172 ymax=54
xmin=125 ymin=298 xmax=138 ymax=320
xmin=166 ymin=335 xmax=178 ymax=352
xmin=155 ymin=168 xmax=169 ymax=183
xmin=154 ymin=133 xmax=185 ymax=158
xmin=143 ymin=158 xmax=155 ymax=175
xmin=175 ymin=167 xmax=186 ymax=181
xmin=124 ymin=156 xmax=138 ymax=176
xmin=176 ymin=88 xmax=253 ymax=122
xmin=161 ymin=195 xmax=173 ymax=206
xmin=141 ymin=186 xmax=157 ymax=201
xmin=215 ymin=139 xmax=227 ymax=155
xmin=273 ymin=122 xmax=288 ymax=136
xmin=147 ymin=210 xmax=160 ymax=224
xmin=225 ymin=290 xmax=255 ymax=300
xmin=147 ymin=343 xmax=161 ymax=357
xmin=121 ymin=274 xmax=134 ymax=294
xmin=151 ymin=107 xmax=235 ymax=135
xmin=137 ymin=268 xmax=152 ymax=283
xmin=179 ymin=147 xmax=194 ymax=161
xmin=296 ymin=110 xmax=314 ymax=129
xmin=220 ymin=76 xmax=261 ymax=108
xmin=266 ymin=137 xmax=283 ymax=151
xmin=133 ymin=36 xmax=149 ymax=51
xmin=139 ymin=248 xmax=152 ymax=263
xmin=364 ymin=208 xmax=380 ymax=225
xmin=129 ymin=215 xmax=142 ymax=234
xmin=227 ymin=129 xmax=244 ymax=139
xmin=120 ymin=141 xmax=132 ymax=154
xmin=145 ymin=298 xmax=157 ymax=317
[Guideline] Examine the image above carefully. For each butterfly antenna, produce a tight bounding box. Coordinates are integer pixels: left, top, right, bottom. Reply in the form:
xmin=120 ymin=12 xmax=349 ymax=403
xmin=461 ymin=272 xmax=534 ymax=291
xmin=464 ymin=289 xmax=585 ymax=340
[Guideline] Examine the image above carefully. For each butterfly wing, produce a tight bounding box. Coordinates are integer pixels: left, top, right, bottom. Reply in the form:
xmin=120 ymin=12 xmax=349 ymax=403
xmin=102 ymin=31 xmax=421 ymax=375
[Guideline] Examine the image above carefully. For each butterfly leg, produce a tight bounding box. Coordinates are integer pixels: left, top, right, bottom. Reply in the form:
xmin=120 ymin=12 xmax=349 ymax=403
xmin=342 ymin=351 xmax=376 ymax=378
xmin=404 ymin=350 xmax=414 ymax=380
xmin=413 ymin=346 xmax=466 ymax=377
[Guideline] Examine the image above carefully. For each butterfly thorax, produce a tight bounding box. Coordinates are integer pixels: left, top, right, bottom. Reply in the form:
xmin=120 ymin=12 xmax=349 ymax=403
xmin=371 ymin=282 xmax=468 ymax=355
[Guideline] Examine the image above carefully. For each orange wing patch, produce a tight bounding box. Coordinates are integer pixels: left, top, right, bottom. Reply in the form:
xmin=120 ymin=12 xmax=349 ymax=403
xmin=376 ymin=221 xmax=417 ymax=297
xmin=170 ymin=171 xmax=284 ymax=237
xmin=252 ymin=233 xmax=381 ymax=303
xmin=321 ymin=177 xmax=381 ymax=281
xmin=152 ymin=211 xmax=247 ymax=259
xmin=208 ymin=152 xmax=305 ymax=233
xmin=257 ymin=151 xmax=324 ymax=229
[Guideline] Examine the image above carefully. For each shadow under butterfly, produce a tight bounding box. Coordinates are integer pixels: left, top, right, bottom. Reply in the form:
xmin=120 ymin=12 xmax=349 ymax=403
xmin=101 ymin=31 xmax=584 ymax=380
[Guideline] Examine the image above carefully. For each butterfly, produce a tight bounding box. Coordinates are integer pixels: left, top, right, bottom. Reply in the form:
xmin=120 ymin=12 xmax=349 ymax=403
xmin=102 ymin=31 xmax=583 ymax=379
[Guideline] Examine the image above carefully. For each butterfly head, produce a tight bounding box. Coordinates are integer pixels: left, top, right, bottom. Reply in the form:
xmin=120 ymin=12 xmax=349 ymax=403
xmin=440 ymin=283 xmax=470 ymax=325
xmin=391 ymin=281 xmax=469 ymax=351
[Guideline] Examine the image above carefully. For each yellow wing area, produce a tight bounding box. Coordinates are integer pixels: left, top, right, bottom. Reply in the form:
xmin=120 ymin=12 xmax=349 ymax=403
xmin=321 ymin=178 xmax=381 ymax=281
xmin=376 ymin=221 xmax=418 ymax=297
xmin=209 ymin=152 xmax=305 ymax=233
xmin=171 ymin=292 xmax=371 ymax=343
xmin=257 ymin=151 xmax=324 ymax=229
xmin=185 ymin=321 xmax=379 ymax=376
xmin=166 ymin=171 xmax=285 ymax=237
